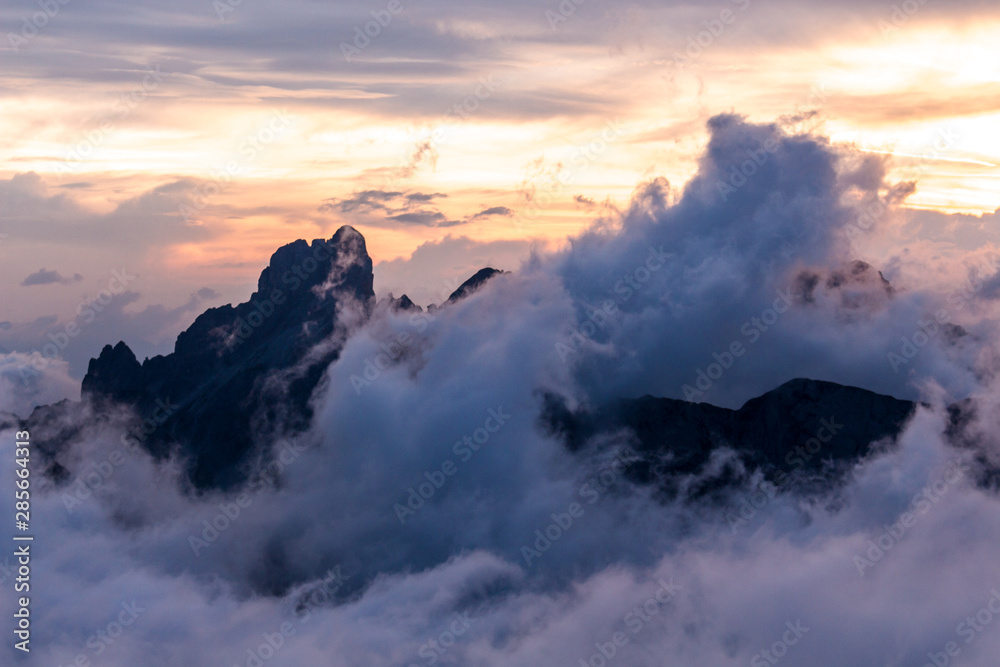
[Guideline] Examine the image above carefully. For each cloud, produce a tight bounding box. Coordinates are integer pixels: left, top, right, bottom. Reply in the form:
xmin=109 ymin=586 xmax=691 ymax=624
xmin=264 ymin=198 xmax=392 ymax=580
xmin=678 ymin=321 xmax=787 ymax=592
xmin=0 ymin=288 xmax=224 ymax=379
xmin=322 ymin=190 xmax=512 ymax=228
xmin=0 ymin=173 xmax=218 ymax=247
xmin=387 ymin=210 xmax=456 ymax=226
xmin=323 ymin=190 xmax=406 ymax=214
xmin=0 ymin=352 xmax=79 ymax=418
xmin=469 ymin=206 xmax=514 ymax=220
xmin=0 ymin=0 xmax=990 ymax=136
xmin=373 ymin=235 xmax=541 ymax=305
xmin=9 ymin=114 xmax=1000 ymax=666
xmin=21 ymin=268 xmax=83 ymax=286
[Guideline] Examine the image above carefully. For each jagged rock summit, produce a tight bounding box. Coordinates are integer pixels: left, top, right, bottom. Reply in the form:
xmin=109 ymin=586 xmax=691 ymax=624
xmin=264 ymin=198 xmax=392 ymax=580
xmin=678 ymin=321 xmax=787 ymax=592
xmin=81 ymin=225 xmax=374 ymax=488
xmin=27 ymin=227 xmax=926 ymax=499
xmin=446 ymin=267 xmax=507 ymax=304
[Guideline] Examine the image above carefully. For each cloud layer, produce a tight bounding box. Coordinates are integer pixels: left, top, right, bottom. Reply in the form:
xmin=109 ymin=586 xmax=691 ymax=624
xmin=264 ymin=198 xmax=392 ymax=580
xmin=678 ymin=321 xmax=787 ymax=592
xmin=4 ymin=116 xmax=1000 ymax=666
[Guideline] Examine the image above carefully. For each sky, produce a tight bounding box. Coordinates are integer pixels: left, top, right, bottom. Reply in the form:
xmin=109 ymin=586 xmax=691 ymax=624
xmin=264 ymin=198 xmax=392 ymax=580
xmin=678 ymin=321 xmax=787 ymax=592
xmin=4 ymin=112 xmax=1000 ymax=665
xmin=5 ymin=2 xmax=1000 ymax=664
xmin=2 ymin=0 xmax=1000 ymax=377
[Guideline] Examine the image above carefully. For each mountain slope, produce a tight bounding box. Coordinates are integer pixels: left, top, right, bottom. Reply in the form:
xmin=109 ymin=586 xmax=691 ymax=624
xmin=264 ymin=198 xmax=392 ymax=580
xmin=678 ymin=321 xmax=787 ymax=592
xmin=540 ymin=378 xmax=916 ymax=495
xmin=79 ymin=225 xmax=374 ymax=488
xmin=25 ymin=228 xmax=921 ymax=495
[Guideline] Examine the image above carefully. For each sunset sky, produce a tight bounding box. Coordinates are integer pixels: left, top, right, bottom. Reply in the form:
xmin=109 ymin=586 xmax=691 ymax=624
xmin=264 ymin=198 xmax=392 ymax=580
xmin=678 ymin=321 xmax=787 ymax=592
xmin=2 ymin=0 xmax=999 ymax=372
xmin=10 ymin=4 xmax=1000 ymax=666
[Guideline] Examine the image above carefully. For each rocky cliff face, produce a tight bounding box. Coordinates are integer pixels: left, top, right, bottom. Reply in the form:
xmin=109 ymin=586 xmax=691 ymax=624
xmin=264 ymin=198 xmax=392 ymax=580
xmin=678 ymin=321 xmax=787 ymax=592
xmin=79 ymin=225 xmax=375 ymax=488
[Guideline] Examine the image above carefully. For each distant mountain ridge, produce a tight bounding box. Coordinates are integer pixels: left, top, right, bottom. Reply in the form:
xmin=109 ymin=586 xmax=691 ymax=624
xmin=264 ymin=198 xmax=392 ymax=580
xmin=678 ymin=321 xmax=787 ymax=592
xmin=20 ymin=227 xmax=925 ymax=494
xmin=540 ymin=377 xmax=916 ymax=497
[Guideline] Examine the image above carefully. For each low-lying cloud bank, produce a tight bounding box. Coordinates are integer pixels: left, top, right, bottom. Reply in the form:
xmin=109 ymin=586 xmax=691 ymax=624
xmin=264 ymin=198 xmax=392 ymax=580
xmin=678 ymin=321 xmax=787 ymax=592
xmin=4 ymin=114 xmax=1000 ymax=666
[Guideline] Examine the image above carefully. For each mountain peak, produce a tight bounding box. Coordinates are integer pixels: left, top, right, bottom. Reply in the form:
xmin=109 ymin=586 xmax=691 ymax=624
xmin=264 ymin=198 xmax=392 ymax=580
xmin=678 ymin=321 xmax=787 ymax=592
xmin=81 ymin=341 xmax=143 ymax=403
xmin=79 ymin=225 xmax=375 ymax=488
xmin=446 ymin=267 xmax=507 ymax=304
xmin=254 ymin=226 xmax=372 ymax=301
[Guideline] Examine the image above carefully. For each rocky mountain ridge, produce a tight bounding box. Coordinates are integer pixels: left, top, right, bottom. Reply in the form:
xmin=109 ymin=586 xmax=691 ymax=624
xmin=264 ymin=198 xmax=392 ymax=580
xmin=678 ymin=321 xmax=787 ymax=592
xmin=21 ymin=227 xmax=928 ymax=494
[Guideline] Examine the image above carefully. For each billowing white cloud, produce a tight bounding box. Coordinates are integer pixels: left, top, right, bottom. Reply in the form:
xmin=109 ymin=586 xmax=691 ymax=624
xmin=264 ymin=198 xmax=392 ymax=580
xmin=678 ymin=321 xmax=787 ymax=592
xmin=0 ymin=352 xmax=78 ymax=418
xmin=5 ymin=116 xmax=1000 ymax=667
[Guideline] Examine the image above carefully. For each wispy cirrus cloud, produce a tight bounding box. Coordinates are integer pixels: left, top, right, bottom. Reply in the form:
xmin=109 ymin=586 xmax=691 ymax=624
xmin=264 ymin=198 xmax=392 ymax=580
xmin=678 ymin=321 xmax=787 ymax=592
xmin=321 ymin=190 xmax=514 ymax=228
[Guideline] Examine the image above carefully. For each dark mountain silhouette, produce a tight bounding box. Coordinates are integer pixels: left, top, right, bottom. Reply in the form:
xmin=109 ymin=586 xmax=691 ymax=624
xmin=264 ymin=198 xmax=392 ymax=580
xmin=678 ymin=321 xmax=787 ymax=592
xmin=540 ymin=378 xmax=917 ymax=497
xmin=387 ymin=293 xmax=420 ymax=311
xmin=21 ymin=227 xmax=926 ymax=495
xmin=78 ymin=225 xmax=374 ymax=488
xmin=446 ymin=267 xmax=506 ymax=304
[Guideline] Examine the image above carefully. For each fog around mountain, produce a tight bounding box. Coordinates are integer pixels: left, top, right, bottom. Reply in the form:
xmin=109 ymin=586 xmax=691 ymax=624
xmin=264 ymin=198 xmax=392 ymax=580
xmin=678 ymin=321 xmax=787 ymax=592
xmin=3 ymin=115 xmax=1000 ymax=666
